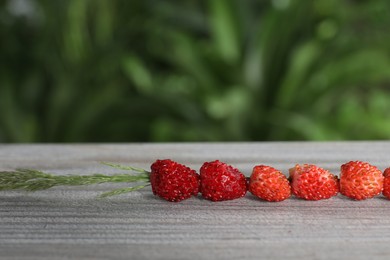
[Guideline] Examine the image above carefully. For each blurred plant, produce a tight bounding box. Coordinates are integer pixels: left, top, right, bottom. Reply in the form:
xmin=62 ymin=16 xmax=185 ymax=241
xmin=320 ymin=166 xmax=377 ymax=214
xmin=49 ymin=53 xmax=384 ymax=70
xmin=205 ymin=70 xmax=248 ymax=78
xmin=0 ymin=0 xmax=389 ymax=142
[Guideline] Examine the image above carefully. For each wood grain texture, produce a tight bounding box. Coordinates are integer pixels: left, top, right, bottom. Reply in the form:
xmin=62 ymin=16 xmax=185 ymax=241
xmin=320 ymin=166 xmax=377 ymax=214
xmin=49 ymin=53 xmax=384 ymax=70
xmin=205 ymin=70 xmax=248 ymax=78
xmin=0 ymin=142 xmax=390 ymax=260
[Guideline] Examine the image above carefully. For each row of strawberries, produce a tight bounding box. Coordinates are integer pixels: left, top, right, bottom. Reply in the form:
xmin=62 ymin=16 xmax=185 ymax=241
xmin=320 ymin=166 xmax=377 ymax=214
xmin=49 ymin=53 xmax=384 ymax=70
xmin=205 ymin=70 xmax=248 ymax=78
xmin=148 ymin=159 xmax=390 ymax=202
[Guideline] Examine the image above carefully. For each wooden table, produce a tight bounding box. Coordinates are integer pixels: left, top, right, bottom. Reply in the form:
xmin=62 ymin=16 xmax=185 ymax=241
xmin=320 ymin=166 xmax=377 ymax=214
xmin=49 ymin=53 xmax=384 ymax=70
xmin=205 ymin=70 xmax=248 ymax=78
xmin=1 ymin=142 xmax=390 ymax=259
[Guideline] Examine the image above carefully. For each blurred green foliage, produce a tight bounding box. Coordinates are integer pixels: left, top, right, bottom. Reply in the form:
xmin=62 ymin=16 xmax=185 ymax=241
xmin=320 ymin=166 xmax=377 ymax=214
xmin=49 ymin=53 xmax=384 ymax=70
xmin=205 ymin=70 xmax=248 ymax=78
xmin=0 ymin=0 xmax=390 ymax=142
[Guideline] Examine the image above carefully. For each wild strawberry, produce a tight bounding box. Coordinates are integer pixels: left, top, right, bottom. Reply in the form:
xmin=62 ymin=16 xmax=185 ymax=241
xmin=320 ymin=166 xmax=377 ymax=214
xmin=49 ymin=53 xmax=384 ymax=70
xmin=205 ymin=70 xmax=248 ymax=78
xmin=383 ymin=168 xmax=390 ymax=199
xmin=200 ymin=160 xmax=247 ymax=201
xmin=150 ymin=159 xmax=200 ymax=202
xmin=0 ymin=159 xmax=199 ymax=202
xmin=289 ymin=164 xmax=339 ymax=200
xmin=249 ymin=165 xmax=291 ymax=202
xmin=340 ymin=161 xmax=383 ymax=200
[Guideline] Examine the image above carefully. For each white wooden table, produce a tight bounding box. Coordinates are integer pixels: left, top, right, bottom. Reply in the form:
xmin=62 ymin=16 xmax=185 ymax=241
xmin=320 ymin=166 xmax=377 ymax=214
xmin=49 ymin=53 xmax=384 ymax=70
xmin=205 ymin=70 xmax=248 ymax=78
xmin=1 ymin=142 xmax=390 ymax=260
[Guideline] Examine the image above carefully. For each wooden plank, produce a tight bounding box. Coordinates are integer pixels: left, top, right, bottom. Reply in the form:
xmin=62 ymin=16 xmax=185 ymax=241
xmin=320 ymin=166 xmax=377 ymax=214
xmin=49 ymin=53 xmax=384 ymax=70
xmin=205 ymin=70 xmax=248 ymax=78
xmin=0 ymin=142 xmax=390 ymax=260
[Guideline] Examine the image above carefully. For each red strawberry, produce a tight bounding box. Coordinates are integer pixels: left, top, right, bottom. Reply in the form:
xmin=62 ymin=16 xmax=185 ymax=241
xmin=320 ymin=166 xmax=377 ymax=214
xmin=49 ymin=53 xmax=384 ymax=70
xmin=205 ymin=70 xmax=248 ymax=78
xmin=340 ymin=161 xmax=383 ymax=200
xmin=200 ymin=160 xmax=247 ymax=201
xmin=249 ymin=165 xmax=291 ymax=202
xmin=383 ymin=168 xmax=390 ymax=199
xmin=289 ymin=164 xmax=339 ymax=200
xmin=150 ymin=159 xmax=200 ymax=202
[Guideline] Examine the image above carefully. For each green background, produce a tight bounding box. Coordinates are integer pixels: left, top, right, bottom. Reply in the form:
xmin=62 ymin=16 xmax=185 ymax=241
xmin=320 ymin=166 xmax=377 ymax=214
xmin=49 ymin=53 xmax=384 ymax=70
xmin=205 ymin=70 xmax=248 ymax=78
xmin=1 ymin=0 xmax=390 ymax=142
